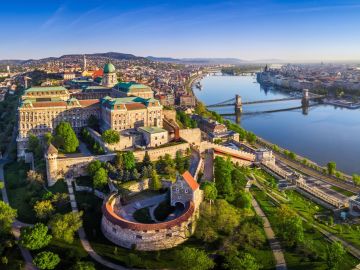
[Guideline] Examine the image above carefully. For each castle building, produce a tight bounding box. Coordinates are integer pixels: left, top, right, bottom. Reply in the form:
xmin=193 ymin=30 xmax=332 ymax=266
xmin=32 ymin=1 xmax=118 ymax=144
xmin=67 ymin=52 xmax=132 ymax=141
xmin=22 ymin=86 xmax=70 ymax=101
xmin=115 ymin=82 xmax=154 ymax=99
xmin=102 ymin=62 xmax=118 ymax=87
xmin=100 ymin=96 xmax=162 ymax=131
xmin=170 ymin=171 xmax=202 ymax=207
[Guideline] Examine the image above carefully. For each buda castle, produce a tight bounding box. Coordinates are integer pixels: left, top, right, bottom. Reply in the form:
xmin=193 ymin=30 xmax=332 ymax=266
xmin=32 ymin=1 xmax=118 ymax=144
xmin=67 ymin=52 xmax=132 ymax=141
xmin=17 ymin=63 xmax=163 ymax=158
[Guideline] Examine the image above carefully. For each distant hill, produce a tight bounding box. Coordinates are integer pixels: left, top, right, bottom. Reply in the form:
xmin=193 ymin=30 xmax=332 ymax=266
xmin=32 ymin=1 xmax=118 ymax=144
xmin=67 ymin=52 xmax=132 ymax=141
xmin=147 ymin=56 xmax=249 ymax=65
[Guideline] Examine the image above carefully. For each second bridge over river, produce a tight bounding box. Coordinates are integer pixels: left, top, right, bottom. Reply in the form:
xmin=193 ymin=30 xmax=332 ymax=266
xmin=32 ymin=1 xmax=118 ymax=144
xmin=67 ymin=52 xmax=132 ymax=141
xmin=206 ymin=89 xmax=325 ymax=115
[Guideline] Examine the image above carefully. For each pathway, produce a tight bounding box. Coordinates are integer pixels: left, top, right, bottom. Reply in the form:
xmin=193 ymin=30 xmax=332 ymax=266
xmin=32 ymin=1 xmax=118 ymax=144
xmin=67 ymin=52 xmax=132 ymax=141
xmin=65 ymin=179 xmax=131 ymax=270
xmin=246 ymin=179 xmax=287 ymax=270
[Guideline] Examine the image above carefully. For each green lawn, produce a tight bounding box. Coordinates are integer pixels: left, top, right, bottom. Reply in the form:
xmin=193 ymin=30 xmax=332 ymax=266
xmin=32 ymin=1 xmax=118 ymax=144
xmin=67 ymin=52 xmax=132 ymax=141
xmin=4 ymin=161 xmax=71 ymax=223
xmin=251 ymin=186 xmax=359 ymax=270
xmin=330 ymin=185 xmax=356 ymax=197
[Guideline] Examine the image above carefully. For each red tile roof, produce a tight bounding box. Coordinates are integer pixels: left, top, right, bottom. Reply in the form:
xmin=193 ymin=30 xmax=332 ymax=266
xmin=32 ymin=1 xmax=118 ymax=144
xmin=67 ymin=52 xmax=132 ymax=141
xmin=32 ymin=101 xmax=67 ymax=107
xmin=78 ymin=99 xmax=100 ymax=107
xmin=92 ymin=69 xmax=103 ymax=79
xmin=125 ymin=103 xmax=146 ymax=110
xmin=182 ymin=171 xmax=199 ymax=191
xmin=102 ymin=199 xmax=194 ymax=230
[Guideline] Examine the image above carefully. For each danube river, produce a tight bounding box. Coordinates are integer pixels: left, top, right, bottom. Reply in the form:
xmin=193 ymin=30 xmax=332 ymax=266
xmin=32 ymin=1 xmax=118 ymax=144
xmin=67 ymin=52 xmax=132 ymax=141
xmin=194 ymin=74 xmax=360 ymax=175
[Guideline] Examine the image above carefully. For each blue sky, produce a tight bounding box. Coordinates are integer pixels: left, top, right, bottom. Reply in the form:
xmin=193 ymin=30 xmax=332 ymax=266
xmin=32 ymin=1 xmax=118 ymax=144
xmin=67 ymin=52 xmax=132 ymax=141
xmin=1 ymin=0 xmax=360 ymax=61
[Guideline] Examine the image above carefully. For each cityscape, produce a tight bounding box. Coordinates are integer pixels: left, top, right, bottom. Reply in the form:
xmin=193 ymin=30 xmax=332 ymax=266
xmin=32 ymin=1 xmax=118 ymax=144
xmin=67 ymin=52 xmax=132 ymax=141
xmin=1 ymin=1 xmax=360 ymax=270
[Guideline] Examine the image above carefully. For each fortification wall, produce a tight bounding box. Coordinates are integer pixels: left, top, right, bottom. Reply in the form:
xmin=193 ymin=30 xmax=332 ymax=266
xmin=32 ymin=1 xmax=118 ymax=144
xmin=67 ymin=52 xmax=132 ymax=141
xmin=179 ymin=128 xmax=202 ymax=146
xmin=46 ymin=142 xmax=190 ymax=185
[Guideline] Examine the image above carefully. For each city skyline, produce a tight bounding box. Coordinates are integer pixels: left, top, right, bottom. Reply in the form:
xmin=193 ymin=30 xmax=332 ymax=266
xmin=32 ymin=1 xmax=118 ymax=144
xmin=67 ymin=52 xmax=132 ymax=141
xmin=2 ymin=0 xmax=360 ymax=62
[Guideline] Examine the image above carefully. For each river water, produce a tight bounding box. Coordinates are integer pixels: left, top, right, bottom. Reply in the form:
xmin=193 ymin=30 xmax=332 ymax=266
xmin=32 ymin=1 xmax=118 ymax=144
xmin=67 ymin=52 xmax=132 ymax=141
xmin=193 ymin=74 xmax=360 ymax=175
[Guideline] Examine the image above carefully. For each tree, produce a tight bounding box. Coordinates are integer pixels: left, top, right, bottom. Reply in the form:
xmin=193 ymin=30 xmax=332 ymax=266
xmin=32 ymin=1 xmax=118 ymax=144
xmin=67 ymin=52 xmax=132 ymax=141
xmin=27 ymin=170 xmax=44 ymax=186
xmin=28 ymin=134 xmax=43 ymax=159
xmin=102 ymin=129 xmax=120 ymax=144
xmin=43 ymin=132 xmax=53 ymax=146
xmin=54 ymin=121 xmax=79 ymax=153
xmin=0 ymin=182 xmax=4 ymax=190
xmin=274 ymin=205 xmax=304 ymax=247
xmin=87 ymin=160 xmax=102 ymax=177
xmin=19 ymin=223 xmax=52 ymax=250
xmin=175 ymin=150 xmax=185 ymax=173
xmin=0 ymin=201 xmax=17 ymax=234
xmin=150 ymin=169 xmax=162 ymax=190
xmin=231 ymin=167 xmax=247 ymax=190
xmin=326 ymin=241 xmax=346 ymax=270
xmin=123 ymin=152 xmax=136 ymax=170
xmin=49 ymin=212 xmax=83 ymax=244
xmin=175 ymin=247 xmax=214 ymax=270
xmin=245 ymin=131 xmax=257 ymax=144
xmin=93 ymin=168 xmax=108 ymax=189
xmin=132 ymin=169 xmax=140 ymax=181
xmin=72 ymin=261 xmax=96 ymax=270
xmin=202 ymin=182 xmax=218 ymax=203
xmin=115 ymin=152 xmax=124 ymax=170
xmin=142 ymin=151 xmax=151 ymax=167
xmin=353 ymin=174 xmax=360 ymax=186
xmin=327 ymin=161 xmax=336 ymax=175
xmin=234 ymin=222 xmax=265 ymax=248
xmin=34 ymin=200 xmax=54 ymax=220
xmin=214 ymin=157 xmax=234 ymax=198
xmin=125 ymin=253 xmax=142 ymax=268
xmin=33 ymin=251 xmax=60 ymax=270
xmin=233 ymin=191 xmax=252 ymax=209
xmin=141 ymin=166 xmax=149 ymax=179
xmin=224 ymin=253 xmax=260 ymax=270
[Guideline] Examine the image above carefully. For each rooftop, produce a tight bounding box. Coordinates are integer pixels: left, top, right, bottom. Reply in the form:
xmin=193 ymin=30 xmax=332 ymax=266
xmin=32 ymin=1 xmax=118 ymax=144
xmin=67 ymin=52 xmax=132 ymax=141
xmin=116 ymin=82 xmax=152 ymax=93
xmin=25 ymin=86 xmax=68 ymax=93
xmin=138 ymin=126 xmax=167 ymax=134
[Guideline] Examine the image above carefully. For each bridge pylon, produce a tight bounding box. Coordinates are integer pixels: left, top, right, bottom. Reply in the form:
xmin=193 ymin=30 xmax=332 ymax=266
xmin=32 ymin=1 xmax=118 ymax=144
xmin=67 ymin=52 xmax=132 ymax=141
xmin=235 ymin=94 xmax=242 ymax=114
xmin=301 ymin=89 xmax=310 ymax=109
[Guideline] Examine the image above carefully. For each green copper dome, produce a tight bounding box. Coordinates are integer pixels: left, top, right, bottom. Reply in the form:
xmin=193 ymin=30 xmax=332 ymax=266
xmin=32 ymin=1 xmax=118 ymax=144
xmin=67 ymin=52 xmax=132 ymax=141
xmin=103 ymin=62 xmax=116 ymax=73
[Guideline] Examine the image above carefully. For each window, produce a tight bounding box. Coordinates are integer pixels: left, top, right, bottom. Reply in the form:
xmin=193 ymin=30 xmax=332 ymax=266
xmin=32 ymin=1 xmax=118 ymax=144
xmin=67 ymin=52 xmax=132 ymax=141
xmin=185 ymin=189 xmax=189 ymax=193
xmin=136 ymin=235 xmax=142 ymax=239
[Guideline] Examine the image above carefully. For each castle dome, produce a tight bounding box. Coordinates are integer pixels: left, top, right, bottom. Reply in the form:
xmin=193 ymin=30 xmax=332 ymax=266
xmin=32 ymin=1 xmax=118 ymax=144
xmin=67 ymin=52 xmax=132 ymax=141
xmin=103 ymin=62 xmax=116 ymax=74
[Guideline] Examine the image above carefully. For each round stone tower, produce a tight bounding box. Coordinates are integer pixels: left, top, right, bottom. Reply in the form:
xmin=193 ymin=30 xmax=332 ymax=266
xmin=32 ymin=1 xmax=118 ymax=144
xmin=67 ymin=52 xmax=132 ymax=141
xmin=45 ymin=143 xmax=58 ymax=186
xmin=102 ymin=62 xmax=118 ymax=87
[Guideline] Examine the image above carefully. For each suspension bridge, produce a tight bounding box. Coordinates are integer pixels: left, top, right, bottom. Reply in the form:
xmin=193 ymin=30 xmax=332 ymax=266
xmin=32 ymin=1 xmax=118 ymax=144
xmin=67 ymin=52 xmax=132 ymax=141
xmin=206 ymin=89 xmax=324 ymax=116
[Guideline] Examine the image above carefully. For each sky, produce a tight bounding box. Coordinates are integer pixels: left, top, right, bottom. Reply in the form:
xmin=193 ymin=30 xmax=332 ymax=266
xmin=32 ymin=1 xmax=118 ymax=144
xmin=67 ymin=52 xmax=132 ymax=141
xmin=1 ymin=0 xmax=360 ymax=62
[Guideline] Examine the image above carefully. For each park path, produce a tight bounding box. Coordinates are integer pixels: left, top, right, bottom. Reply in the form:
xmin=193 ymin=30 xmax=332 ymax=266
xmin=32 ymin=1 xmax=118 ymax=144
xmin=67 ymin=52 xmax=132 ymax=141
xmin=245 ymin=179 xmax=287 ymax=270
xmin=66 ymin=179 xmax=131 ymax=270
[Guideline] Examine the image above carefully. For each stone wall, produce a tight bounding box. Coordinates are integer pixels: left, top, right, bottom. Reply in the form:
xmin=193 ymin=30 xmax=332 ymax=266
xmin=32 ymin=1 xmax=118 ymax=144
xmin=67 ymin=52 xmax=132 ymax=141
xmin=179 ymin=128 xmax=202 ymax=146
xmin=46 ymin=142 xmax=190 ymax=185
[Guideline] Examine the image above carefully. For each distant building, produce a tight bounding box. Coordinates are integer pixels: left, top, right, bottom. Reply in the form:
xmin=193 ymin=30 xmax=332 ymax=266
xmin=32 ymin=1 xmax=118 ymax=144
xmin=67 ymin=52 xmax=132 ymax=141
xmin=179 ymin=94 xmax=196 ymax=107
xmin=22 ymin=86 xmax=70 ymax=101
xmin=62 ymin=72 xmax=76 ymax=81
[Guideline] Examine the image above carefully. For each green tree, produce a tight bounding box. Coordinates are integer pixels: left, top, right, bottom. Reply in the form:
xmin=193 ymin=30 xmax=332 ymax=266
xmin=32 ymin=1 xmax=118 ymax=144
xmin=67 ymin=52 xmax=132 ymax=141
xmin=214 ymin=157 xmax=234 ymax=198
xmin=19 ymin=223 xmax=52 ymax=250
xmin=54 ymin=121 xmax=79 ymax=153
xmin=231 ymin=167 xmax=247 ymax=190
xmin=245 ymin=131 xmax=257 ymax=144
xmin=327 ymin=161 xmax=337 ymax=175
xmin=125 ymin=253 xmax=142 ymax=268
xmin=43 ymin=132 xmax=53 ymax=146
xmin=28 ymin=134 xmax=43 ymax=159
xmin=49 ymin=212 xmax=83 ymax=244
xmin=150 ymin=169 xmax=162 ymax=190
xmin=102 ymin=129 xmax=120 ymax=144
xmin=0 ymin=201 xmax=17 ymax=234
xmin=175 ymin=247 xmax=214 ymax=270
xmin=0 ymin=182 xmax=4 ymax=190
xmin=202 ymin=182 xmax=218 ymax=203
xmin=93 ymin=168 xmax=108 ymax=189
xmin=34 ymin=200 xmax=54 ymax=220
xmin=326 ymin=241 xmax=346 ymax=270
xmin=275 ymin=205 xmax=304 ymax=247
xmin=115 ymin=152 xmax=124 ymax=170
xmin=123 ymin=152 xmax=136 ymax=170
xmin=224 ymin=253 xmax=260 ymax=270
xmin=233 ymin=191 xmax=252 ymax=209
xmin=72 ymin=261 xmax=96 ymax=270
xmin=132 ymin=169 xmax=140 ymax=181
xmin=175 ymin=150 xmax=185 ymax=173
xmin=87 ymin=160 xmax=102 ymax=177
xmin=352 ymin=174 xmax=360 ymax=186
xmin=142 ymin=151 xmax=151 ymax=167
xmin=33 ymin=251 xmax=60 ymax=270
